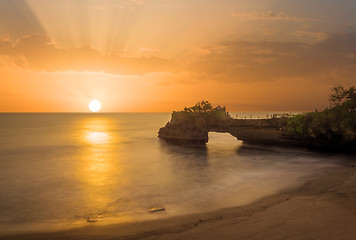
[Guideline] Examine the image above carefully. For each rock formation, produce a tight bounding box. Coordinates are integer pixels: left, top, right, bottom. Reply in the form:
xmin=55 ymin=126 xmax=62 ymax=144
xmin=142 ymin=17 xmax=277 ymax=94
xmin=158 ymin=102 xmax=355 ymax=152
xmin=158 ymin=110 xmax=289 ymax=146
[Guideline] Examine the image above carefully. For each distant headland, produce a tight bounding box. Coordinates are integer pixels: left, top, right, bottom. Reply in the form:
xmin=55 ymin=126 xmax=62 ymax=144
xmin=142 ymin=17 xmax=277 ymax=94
xmin=158 ymin=86 xmax=356 ymax=152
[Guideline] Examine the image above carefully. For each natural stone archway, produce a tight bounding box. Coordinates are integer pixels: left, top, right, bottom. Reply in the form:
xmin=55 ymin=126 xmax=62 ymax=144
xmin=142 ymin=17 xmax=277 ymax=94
xmin=158 ymin=107 xmax=355 ymax=152
xmin=158 ymin=111 xmax=292 ymax=146
xmin=207 ymin=132 xmax=242 ymax=149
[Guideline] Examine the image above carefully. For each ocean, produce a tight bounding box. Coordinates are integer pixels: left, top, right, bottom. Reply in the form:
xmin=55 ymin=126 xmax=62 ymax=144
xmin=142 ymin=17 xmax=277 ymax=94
xmin=0 ymin=113 xmax=346 ymax=236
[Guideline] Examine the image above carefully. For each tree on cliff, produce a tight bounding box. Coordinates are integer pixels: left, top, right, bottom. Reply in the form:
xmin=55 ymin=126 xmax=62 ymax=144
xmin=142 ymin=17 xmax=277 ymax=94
xmin=184 ymin=100 xmax=213 ymax=113
xmin=285 ymin=85 xmax=355 ymax=142
xmin=201 ymin=101 xmax=213 ymax=112
xmin=184 ymin=107 xmax=192 ymax=112
xmin=329 ymin=85 xmax=356 ymax=111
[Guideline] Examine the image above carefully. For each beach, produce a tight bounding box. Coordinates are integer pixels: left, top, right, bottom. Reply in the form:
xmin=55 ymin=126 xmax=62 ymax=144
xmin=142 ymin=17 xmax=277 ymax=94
xmin=1 ymin=0 xmax=356 ymax=238
xmin=2 ymin=157 xmax=355 ymax=240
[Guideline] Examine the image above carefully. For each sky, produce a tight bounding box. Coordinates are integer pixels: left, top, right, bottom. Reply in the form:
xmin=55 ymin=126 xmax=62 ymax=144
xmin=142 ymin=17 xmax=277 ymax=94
xmin=0 ymin=0 xmax=355 ymax=112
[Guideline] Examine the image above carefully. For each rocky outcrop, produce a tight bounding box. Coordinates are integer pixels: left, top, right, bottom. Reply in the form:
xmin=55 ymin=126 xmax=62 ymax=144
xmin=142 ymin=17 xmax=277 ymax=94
xmin=158 ymin=114 xmax=356 ymax=152
xmin=158 ymin=105 xmax=355 ymax=152
xmin=158 ymin=112 xmax=210 ymax=144
xmin=158 ymin=123 xmax=208 ymax=145
xmin=158 ymin=113 xmax=290 ymax=146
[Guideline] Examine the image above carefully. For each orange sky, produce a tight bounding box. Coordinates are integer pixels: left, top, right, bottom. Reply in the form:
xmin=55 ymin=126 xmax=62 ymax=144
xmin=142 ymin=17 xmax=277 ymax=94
xmin=0 ymin=0 xmax=356 ymax=112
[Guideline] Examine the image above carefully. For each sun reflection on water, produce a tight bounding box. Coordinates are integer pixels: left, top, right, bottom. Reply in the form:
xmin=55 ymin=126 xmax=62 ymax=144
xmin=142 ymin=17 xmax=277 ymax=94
xmin=86 ymin=131 xmax=109 ymax=145
xmin=75 ymin=117 xmax=124 ymax=217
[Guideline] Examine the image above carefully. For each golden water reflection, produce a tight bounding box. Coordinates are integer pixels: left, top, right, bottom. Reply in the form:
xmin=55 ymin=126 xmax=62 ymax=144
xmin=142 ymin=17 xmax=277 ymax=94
xmin=86 ymin=131 xmax=109 ymax=145
xmin=76 ymin=117 xmax=124 ymax=213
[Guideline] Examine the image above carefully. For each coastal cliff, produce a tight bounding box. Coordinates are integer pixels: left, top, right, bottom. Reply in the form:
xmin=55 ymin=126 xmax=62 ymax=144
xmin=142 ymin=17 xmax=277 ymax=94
xmin=158 ymin=100 xmax=356 ymax=152
xmin=158 ymin=101 xmax=291 ymax=146
xmin=158 ymin=111 xmax=291 ymax=146
xmin=158 ymin=109 xmax=228 ymax=144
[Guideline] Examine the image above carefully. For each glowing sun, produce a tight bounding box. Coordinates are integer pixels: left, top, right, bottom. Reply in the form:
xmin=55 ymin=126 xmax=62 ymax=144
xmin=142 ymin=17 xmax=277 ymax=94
xmin=89 ymin=100 xmax=102 ymax=112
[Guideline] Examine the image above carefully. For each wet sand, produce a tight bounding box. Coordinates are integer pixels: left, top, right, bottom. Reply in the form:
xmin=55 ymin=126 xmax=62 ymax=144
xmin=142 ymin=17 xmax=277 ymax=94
xmin=2 ymin=161 xmax=356 ymax=240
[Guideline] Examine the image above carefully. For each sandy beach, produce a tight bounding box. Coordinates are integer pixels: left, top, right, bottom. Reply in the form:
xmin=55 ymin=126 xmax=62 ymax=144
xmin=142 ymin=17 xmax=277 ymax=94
xmin=2 ymin=157 xmax=355 ymax=240
xmin=1 ymin=0 xmax=355 ymax=238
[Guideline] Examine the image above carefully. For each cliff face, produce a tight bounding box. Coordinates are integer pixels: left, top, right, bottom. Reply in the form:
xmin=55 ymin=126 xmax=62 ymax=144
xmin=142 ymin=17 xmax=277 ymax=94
xmin=158 ymin=112 xmax=215 ymax=144
xmin=159 ymin=102 xmax=355 ymax=152
xmin=211 ymin=119 xmax=289 ymax=146
xmin=158 ymin=111 xmax=289 ymax=146
xmin=158 ymin=122 xmax=208 ymax=145
xmin=158 ymin=114 xmax=356 ymax=152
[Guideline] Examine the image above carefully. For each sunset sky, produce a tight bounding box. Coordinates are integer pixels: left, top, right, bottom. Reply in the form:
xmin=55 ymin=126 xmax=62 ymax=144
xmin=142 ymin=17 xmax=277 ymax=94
xmin=1 ymin=0 xmax=355 ymax=112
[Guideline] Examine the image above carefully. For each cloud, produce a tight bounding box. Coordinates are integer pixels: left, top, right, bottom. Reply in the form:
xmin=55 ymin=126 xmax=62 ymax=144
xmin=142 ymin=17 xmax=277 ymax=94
xmin=128 ymin=0 xmax=145 ymax=5
xmin=1 ymin=33 xmax=356 ymax=87
xmin=92 ymin=0 xmax=146 ymax=10
xmin=138 ymin=47 xmax=158 ymax=53
xmin=115 ymin=0 xmax=145 ymax=9
xmin=187 ymin=33 xmax=356 ymax=84
xmin=295 ymin=31 xmax=329 ymax=41
xmin=231 ymin=11 xmax=316 ymax=23
xmin=0 ymin=34 xmax=176 ymax=75
xmin=0 ymin=0 xmax=45 ymax=38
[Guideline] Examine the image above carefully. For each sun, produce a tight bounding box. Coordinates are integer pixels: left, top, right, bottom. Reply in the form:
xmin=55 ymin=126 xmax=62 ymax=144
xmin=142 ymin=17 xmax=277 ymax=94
xmin=89 ymin=100 xmax=102 ymax=112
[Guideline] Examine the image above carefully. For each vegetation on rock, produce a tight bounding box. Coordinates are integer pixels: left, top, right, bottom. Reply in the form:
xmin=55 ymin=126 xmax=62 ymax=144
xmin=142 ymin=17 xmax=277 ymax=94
xmin=285 ymin=86 xmax=356 ymax=146
xmin=171 ymin=101 xmax=230 ymax=127
xmin=183 ymin=100 xmax=214 ymax=112
xmin=158 ymin=101 xmax=231 ymax=144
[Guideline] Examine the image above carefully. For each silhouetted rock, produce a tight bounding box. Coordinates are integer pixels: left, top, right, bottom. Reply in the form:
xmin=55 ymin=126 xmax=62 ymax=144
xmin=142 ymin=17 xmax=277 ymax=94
xmin=158 ymin=103 xmax=355 ymax=152
xmin=158 ymin=103 xmax=288 ymax=146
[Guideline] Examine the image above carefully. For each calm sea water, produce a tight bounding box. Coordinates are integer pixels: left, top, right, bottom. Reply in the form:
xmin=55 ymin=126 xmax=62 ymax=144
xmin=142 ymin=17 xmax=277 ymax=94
xmin=0 ymin=113 xmax=346 ymax=236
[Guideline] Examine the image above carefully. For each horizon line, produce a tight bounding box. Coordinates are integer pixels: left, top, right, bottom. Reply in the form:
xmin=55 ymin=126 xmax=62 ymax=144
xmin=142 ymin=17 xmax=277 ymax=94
xmin=0 ymin=111 xmax=305 ymax=114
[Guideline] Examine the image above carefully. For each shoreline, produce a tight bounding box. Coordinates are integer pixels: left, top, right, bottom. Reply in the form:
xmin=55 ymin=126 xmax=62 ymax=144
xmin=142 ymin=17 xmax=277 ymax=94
xmin=2 ymin=157 xmax=356 ymax=240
